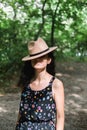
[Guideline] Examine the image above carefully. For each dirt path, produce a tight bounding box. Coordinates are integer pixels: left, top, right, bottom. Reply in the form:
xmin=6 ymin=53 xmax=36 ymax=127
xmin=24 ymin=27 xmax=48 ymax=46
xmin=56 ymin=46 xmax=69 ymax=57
xmin=0 ymin=62 xmax=87 ymax=130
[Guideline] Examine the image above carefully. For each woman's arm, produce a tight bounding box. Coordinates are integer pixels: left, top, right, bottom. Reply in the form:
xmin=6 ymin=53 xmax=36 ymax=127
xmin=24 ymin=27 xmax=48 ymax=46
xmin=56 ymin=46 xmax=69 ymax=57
xmin=53 ymin=78 xmax=64 ymax=130
xmin=16 ymin=88 xmax=24 ymax=125
xmin=16 ymin=112 xmax=21 ymax=125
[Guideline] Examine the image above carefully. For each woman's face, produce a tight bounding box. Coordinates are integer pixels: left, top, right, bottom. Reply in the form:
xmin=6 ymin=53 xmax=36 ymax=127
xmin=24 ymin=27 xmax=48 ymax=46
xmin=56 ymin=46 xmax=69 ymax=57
xmin=31 ymin=55 xmax=51 ymax=70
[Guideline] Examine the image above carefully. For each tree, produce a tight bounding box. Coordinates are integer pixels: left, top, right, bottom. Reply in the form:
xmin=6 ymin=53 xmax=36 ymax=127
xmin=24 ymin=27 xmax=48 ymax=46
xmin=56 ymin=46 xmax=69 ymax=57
xmin=0 ymin=0 xmax=87 ymax=82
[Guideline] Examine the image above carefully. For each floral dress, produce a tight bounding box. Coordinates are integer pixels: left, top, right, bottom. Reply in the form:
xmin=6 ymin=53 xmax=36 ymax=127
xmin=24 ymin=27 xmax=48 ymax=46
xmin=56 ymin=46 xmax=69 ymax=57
xmin=16 ymin=77 xmax=56 ymax=130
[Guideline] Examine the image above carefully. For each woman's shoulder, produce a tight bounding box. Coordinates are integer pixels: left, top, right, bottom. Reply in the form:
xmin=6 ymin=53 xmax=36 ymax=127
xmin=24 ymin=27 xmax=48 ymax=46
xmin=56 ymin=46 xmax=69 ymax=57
xmin=53 ymin=77 xmax=64 ymax=91
xmin=52 ymin=77 xmax=64 ymax=99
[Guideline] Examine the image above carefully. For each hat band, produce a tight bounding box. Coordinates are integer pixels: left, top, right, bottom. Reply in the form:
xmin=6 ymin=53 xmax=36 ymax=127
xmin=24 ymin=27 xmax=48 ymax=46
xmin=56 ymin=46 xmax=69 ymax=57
xmin=30 ymin=48 xmax=49 ymax=57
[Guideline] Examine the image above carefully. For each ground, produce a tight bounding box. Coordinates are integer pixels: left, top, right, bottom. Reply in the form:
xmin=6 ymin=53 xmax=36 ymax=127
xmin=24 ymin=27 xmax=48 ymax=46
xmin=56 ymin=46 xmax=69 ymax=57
xmin=0 ymin=62 xmax=87 ymax=130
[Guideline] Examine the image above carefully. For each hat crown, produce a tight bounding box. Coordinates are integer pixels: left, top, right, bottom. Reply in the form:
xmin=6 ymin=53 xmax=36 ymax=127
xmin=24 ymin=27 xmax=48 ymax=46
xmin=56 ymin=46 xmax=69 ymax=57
xmin=22 ymin=37 xmax=57 ymax=61
xmin=28 ymin=38 xmax=49 ymax=55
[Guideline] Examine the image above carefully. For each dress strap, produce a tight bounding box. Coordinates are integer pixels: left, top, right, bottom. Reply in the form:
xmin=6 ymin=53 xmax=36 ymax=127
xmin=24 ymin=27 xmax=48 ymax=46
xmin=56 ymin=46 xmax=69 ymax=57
xmin=49 ymin=76 xmax=55 ymax=85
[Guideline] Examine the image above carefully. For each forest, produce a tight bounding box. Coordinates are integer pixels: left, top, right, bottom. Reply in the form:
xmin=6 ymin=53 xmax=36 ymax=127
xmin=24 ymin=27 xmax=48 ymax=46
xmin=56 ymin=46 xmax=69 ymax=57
xmin=0 ymin=1 xmax=87 ymax=130
xmin=0 ymin=0 xmax=87 ymax=85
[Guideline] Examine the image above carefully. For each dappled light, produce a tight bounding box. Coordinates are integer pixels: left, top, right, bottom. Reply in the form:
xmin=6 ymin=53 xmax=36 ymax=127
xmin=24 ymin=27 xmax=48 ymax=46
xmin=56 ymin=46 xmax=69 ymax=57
xmin=0 ymin=0 xmax=87 ymax=129
xmin=0 ymin=107 xmax=7 ymax=113
xmin=0 ymin=62 xmax=87 ymax=130
xmin=56 ymin=62 xmax=87 ymax=130
xmin=56 ymin=72 xmax=71 ymax=78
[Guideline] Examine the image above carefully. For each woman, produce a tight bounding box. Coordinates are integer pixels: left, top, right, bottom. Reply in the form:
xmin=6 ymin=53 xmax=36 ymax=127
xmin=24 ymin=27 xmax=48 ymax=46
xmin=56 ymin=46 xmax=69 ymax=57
xmin=16 ymin=38 xmax=64 ymax=130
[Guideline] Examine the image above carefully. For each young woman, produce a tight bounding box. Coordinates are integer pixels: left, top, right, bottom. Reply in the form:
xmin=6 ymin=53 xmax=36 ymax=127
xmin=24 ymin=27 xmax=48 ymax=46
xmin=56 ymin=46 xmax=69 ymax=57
xmin=15 ymin=38 xmax=64 ymax=130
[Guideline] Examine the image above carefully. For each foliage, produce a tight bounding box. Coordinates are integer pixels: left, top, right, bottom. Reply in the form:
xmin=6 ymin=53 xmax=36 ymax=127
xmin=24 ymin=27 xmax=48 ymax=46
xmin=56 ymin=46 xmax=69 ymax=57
xmin=0 ymin=0 xmax=87 ymax=84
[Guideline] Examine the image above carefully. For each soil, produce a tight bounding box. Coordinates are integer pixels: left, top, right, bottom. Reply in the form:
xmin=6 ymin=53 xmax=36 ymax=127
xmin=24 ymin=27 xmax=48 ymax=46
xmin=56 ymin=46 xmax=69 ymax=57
xmin=0 ymin=62 xmax=87 ymax=130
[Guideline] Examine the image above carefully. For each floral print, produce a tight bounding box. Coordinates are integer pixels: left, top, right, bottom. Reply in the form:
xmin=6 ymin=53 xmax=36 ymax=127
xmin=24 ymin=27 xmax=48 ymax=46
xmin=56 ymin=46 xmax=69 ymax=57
xmin=16 ymin=77 xmax=56 ymax=130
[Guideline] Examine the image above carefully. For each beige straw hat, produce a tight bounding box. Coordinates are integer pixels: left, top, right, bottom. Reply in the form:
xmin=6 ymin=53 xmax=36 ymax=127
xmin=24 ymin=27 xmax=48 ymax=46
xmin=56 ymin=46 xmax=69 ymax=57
xmin=22 ymin=37 xmax=57 ymax=61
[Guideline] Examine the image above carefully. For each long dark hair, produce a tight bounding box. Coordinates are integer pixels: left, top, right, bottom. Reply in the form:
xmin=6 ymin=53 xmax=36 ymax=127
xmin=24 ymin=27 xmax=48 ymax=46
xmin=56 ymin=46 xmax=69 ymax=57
xmin=17 ymin=52 xmax=55 ymax=88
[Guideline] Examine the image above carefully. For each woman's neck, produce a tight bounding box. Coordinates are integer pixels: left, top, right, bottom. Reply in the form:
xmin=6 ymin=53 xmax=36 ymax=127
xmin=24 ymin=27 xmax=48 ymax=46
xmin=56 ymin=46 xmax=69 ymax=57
xmin=34 ymin=69 xmax=49 ymax=82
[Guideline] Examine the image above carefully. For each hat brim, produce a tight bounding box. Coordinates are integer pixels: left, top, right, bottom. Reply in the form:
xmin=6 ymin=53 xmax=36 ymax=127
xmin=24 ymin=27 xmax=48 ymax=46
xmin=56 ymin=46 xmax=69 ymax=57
xmin=22 ymin=46 xmax=57 ymax=61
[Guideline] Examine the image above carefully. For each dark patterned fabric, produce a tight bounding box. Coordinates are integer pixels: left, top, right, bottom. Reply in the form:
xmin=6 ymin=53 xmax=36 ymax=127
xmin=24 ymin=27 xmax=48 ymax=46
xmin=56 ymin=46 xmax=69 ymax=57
xmin=16 ymin=77 xmax=56 ymax=130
